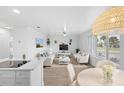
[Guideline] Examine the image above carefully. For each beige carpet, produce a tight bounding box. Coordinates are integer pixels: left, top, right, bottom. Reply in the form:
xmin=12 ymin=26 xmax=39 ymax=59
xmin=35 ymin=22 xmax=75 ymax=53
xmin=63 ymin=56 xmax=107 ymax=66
xmin=43 ymin=56 xmax=93 ymax=86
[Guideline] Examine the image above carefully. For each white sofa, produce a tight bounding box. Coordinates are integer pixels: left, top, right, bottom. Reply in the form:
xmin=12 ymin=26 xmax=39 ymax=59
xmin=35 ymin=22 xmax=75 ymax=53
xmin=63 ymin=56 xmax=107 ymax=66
xmin=37 ymin=50 xmax=55 ymax=67
xmin=76 ymin=53 xmax=89 ymax=64
xmin=43 ymin=54 xmax=55 ymax=66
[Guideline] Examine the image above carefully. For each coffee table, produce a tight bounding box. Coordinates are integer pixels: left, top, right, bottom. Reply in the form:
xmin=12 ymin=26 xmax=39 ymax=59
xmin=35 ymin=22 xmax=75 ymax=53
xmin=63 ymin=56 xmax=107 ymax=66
xmin=59 ymin=56 xmax=70 ymax=65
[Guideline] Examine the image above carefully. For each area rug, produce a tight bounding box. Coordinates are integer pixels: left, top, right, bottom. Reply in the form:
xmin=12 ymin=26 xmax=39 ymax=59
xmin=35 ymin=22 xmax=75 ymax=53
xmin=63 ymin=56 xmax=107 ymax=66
xmin=43 ymin=57 xmax=93 ymax=86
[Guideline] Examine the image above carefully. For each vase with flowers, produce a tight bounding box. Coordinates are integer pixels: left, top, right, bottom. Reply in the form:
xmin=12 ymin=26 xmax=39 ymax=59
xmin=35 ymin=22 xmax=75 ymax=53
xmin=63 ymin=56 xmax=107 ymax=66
xmin=102 ymin=65 xmax=114 ymax=81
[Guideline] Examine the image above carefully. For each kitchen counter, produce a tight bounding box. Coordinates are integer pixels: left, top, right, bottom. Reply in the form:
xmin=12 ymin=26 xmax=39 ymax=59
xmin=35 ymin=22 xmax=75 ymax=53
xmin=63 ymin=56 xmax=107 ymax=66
xmin=0 ymin=58 xmax=46 ymax=71
xmin=0 ymin=58 xmax=30 ymax=63
xmin=0 ymin=58 xmax=46 ymax=86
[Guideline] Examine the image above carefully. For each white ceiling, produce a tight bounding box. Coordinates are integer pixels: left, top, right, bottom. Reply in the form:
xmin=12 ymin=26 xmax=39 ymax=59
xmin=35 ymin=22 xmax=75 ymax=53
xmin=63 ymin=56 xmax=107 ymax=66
xmin=0 ymin=6 xmax=110 ymax=35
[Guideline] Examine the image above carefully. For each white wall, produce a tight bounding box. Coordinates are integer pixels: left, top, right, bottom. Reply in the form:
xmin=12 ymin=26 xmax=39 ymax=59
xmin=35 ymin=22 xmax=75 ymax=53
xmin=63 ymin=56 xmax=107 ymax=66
xmin=10 ymin=27 xmax=47 ymax=60
xmin=79 ymin=31 xmax=92 ymax=53
xmin=0 ymin=28 xmax=11 ymax=59
xmin=0 ymin=27 xmax=47 ymax=60
xmin=49 ymin=35 xmax=80 ymax=53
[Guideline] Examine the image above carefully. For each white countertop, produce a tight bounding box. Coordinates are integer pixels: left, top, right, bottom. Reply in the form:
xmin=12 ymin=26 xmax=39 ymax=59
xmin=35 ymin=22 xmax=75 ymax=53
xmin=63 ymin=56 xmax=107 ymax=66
xmin=0 ymin=58 xmax=46 ymax=71
xmin=0 ymin=58 xmax=30 ymax=63
xmin=19 ymin=58 xmax=46 ymax=70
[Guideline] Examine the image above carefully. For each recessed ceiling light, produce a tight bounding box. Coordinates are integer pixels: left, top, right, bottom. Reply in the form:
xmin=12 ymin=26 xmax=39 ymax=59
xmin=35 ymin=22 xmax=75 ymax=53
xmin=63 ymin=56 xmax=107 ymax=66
xmin=4 ymin=26 xmax=12 ymax=29
xmin=12 ymin=9 xmax=21 ymax=14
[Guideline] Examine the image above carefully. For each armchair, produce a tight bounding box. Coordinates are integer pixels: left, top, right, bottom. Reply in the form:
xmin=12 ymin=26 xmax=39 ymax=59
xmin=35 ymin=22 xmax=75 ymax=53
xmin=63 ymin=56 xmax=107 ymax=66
xmin=77 ymin=54 xmax=89 ymax=64
xmin=37 ymin=50 xmax=55 ymax=67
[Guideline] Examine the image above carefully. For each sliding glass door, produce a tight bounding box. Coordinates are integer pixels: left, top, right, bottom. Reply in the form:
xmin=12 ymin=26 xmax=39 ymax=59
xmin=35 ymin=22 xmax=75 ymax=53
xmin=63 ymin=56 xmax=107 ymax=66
xmin=95 ymin=30 xmax=120 ymax=64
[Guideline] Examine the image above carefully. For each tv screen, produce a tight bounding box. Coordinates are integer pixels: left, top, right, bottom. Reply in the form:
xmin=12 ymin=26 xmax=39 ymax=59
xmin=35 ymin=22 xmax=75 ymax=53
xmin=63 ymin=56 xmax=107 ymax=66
xmin=59 ymin=44 xmax=68 ymax=50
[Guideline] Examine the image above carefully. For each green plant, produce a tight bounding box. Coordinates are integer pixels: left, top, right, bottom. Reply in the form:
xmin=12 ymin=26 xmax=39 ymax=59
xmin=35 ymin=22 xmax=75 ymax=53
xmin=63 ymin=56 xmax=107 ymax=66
xmin=46 ymin=38 xmax=50 ymax=45
xmin=22 ymin=54 xmax=26 ymax=60
xmin=76 ymin=48 xmax=80 ymax=53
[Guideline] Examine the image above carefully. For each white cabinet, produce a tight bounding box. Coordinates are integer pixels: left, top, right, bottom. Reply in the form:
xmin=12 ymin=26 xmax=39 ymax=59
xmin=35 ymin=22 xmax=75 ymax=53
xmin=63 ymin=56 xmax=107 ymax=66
xmin=0 ymin=70 xmax=30 ymax=86
xmin=15 ymin=71 xmax=30 ymax=86
xmin=0 ymin=71 xmax=15 ymax=86
xmin=15 ymin=82 xmax=30 ymax=86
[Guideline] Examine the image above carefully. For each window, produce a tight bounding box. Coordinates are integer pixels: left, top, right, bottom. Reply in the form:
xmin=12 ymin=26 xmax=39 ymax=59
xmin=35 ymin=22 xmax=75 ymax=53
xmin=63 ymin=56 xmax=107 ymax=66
xmin=95 ymin=32 xmax=120 ymax=63
xmin=108 ymin=34 xmax=120 ymax=63
xmin=96 ymin=34 xmax=107 ymax=58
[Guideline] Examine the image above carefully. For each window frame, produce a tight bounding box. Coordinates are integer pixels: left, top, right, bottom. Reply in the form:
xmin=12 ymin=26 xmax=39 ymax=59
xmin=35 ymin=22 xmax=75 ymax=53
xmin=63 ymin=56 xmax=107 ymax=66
xmin=94 ymin=32 xmax=120 ymax=63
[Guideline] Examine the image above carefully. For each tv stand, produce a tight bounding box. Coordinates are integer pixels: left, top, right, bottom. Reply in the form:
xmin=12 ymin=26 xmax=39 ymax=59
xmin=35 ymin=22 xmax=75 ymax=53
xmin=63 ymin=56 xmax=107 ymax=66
xmin=61 ymin=51 xmax=66 ymax=53
xmin=57 ymin=52 xmax=71 ymax=57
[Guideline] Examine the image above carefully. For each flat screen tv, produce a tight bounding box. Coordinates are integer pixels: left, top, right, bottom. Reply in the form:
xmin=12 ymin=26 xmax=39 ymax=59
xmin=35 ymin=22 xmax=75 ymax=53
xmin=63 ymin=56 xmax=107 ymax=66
xmin=59 ymin=44 xmax=68 ymax=50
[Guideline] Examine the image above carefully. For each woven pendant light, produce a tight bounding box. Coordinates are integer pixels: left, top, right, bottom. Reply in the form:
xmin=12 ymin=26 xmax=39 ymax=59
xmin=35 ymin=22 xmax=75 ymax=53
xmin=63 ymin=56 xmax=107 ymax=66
xmin=93 ymin=7 xmax=124 ymax=35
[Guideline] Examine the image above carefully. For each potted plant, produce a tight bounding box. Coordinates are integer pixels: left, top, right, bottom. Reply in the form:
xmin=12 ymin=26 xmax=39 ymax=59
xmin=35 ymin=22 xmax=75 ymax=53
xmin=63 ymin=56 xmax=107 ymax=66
xmin=22 ymin=54 xmax=27 ymax=64
xmin=76 ymin=48 xmax=80 ymax=53
xmin=46 ymin=38 xmax=50 ymax=46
